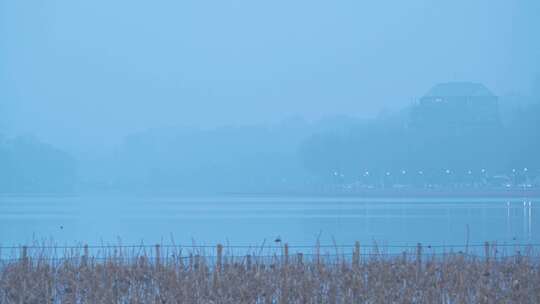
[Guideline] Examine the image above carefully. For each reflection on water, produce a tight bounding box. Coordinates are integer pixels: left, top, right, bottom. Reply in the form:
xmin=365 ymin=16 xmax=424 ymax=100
xmin=0 ymin=196 xmax=537 ymax=248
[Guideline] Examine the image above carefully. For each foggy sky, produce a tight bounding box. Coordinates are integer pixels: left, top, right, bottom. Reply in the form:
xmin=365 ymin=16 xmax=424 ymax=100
xmin=1 ymin=0 xmax=539 ymax=153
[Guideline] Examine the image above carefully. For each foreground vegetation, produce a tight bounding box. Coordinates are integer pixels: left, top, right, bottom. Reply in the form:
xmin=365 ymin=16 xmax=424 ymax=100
xmin=1 ymin=243 xmax=539 ymax=303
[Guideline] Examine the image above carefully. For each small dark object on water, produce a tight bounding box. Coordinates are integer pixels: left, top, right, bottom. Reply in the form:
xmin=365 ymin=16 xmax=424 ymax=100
xmin=60 ymin=226 xmax=63 ymax=230
xmin=274 ymin=236 xmax=281 ymax=243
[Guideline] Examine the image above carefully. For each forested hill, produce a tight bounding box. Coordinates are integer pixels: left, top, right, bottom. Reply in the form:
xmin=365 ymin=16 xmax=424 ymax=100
xmin=0 ymin=136 xmax=76 ymax=193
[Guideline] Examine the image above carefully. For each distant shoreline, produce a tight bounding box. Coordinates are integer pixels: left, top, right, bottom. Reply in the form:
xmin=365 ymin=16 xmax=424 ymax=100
xmin=225 ymin=188 xmax=540 ymax=199
xmin=1 ymin=188 xmax=539 ymax=199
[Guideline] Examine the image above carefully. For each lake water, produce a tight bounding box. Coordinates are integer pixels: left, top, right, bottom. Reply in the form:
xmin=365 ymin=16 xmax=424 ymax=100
xmin=0 ymin=195 xmax=537 ymax=253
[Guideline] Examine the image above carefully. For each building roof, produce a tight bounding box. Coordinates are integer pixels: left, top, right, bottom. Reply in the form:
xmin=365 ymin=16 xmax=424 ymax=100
xmin=424 ymin=82 xmax=495 ymax=98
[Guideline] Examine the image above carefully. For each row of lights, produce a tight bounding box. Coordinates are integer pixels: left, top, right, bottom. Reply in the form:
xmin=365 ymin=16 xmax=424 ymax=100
xmin=334 ymin=168 xmax=530 ymax=177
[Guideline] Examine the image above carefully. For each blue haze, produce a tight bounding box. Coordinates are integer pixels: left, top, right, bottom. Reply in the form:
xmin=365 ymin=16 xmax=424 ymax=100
xmin=1 ymin=0 xmax=539 ymax=153
xmin=0 ymin=1 xmax=540 ymax=246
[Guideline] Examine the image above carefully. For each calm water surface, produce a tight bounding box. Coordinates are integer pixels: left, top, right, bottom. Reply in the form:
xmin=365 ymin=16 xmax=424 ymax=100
xmin=0 ymin=195 xmax=537 ymax=249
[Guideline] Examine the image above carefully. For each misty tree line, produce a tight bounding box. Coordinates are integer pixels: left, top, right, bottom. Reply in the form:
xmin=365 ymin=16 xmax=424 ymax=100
xmin=0 ymin=136 xmax=76 ymax=193
xmin=300 ymin=102 xmax=540 ymax=186
xmin=0 ymin=102 xmax=538 ymax=193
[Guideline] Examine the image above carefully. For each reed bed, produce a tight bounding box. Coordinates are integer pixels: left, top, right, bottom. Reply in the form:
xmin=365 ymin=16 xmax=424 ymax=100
xmin=1 ymin=242 xmax=539 ymax=303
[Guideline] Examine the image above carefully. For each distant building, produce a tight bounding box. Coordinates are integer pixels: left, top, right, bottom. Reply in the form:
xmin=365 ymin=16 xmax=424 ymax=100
xmin=410 ymin=82 xmax=500 ymax=130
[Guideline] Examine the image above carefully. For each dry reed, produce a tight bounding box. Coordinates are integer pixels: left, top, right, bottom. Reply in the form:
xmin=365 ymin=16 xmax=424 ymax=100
xmin=0 ymin=242 xmax=539 ymax=303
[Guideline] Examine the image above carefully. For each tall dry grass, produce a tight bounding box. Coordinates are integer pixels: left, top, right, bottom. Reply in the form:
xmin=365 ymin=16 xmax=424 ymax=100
xmin=0 ymin=242 xmax=539 ymax=303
